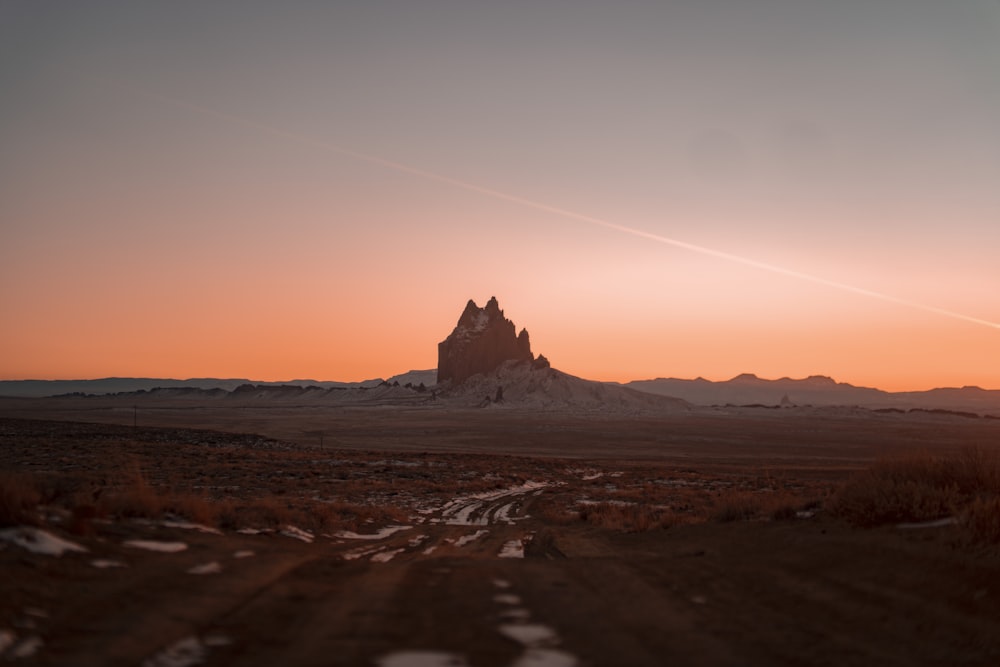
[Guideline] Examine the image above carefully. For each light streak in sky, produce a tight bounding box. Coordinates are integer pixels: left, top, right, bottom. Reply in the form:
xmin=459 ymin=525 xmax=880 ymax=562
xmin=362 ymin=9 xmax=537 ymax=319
xmin=124 ymin=84 xmax=1000 ymax=331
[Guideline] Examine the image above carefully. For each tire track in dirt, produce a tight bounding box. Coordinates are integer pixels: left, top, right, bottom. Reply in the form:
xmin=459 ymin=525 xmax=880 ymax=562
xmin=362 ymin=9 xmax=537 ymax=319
xmin=48 ymin=543 xmax=319 ymax=667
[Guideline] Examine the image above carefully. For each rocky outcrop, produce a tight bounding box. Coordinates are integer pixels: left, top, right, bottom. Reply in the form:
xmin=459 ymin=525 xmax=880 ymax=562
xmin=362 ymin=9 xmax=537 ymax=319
xmin=437 ymin=297 xmax=534 ymax=385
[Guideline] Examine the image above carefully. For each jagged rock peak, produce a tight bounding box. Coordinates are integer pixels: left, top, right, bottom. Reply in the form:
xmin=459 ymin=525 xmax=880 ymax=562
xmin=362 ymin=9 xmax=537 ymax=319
xmin=438 ymin=297 xmax=535 ymax=385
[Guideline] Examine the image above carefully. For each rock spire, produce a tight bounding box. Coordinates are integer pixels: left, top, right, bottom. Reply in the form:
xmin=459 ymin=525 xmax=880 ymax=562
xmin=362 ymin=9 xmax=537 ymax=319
xmin=437 ymin=297 xmax=534 ymax=384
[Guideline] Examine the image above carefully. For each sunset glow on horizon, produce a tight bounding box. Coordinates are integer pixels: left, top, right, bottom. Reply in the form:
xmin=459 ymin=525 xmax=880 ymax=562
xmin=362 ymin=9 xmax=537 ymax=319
xmin=2 ymin=2 xmax=998 ymax=392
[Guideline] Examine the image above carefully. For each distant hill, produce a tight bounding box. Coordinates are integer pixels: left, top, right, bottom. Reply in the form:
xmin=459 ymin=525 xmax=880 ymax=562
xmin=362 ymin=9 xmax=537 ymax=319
xmin=0 ymin=377 xmax=384 ymax=398
xmin=386 ymin=370 xmax=437 ymax=387
xmin=5 ymin=372 xmax=998 ymax=416
xmin=442 ymin=360 xmax=689 ymax=414
xmin=624 ymin=374 xmax=1000 ymax=416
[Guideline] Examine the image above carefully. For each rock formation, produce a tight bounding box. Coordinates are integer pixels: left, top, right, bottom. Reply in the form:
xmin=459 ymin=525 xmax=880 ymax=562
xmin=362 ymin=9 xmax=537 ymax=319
xmin=437 ymin=297 xmax=534 ymax=384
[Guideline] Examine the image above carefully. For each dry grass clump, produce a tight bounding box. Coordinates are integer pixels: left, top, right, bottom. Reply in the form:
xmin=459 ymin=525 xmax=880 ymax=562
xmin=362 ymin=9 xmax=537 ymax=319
xmin=100 ymin=462 xmax=163 ymax=519
xmin=962 ymin=496 xmax=1000 ymax=544
xmin=0 ymin=470 xmax=41 ymax=527
xmin=578 ymin=502 xmax=679 ymax=532
xmin=161 ymin=493 xmax=223 ymax=526
xmin=214 ymin=495 xmax=411 ymax=533
xmin=831 ymin=448 xmax=1000 ymax=538
xmin=712 ymin=489 xmax=808 ymax=523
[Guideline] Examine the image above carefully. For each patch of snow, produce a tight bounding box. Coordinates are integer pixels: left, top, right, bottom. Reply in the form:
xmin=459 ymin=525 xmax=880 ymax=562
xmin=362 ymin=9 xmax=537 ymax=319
xmin=510 ymin=648 xmax=579 ymax=667
xmin=897 ymin=517 xmax=957 ymax=530
xmin=161 ymin=520 xmax=222 ymax=535
xmin=493 ymin=594 xmax=522 ymax=605
xmin=237 ymin=528 xmax=268 ymax=535
xmin=453 ymin=530 xmax=489 ymax=547
xmin=795 ymin=510 xmax=815 ymax=519
xmin=576 ymin=499 xmax=635 ymax=507
xmin=142 ymin=636 xmax=204 ymax=667
xmin=371 ymin=548 xmax=404 ymax=563
xmin=187 ymin=561 xmax=222 ymax=575
xmin=280 ymin=526 xmax=314 ymax=543
xmin=343 ymin=545 xmax=385 ymax=561
xmin=498 ymin=624 xmax=559 ymax=648
xmin=493 ymin=503 xmax=515 ymax=523
xmin=499 ymin=540 xmax=524 ymax=559
xmin=476 ymin=481 xmax=548 ymax=502
xmin=7 ymin=635 xmax=43 ymax=659
xmin=581 ymin=472 xmax=603 ymax=481
xmin=492 ymin=578 xmax=511 ymax=589
xmin=408 ymin=534 xmax=429 ymax=548
xmin=375 ymin=650 xmax=469 ymax=667
xmin=233 ymin=550 xmax=254 ymax=559
xmin=125 ymin=540 xmax=188 ymax=553
xmin=334 ymin=525 xmax=412 ymax=540
xmin=445 ymin=501 xmax=485 ymax=526
xmin=422 ymin=545 xmax=437 ymax=555
xmin=0 ymin=527 xmax=87 ymax=557
xmin=441 ymin=482 xmax=549 ymax=526
xmin=91 ymin=559 xmax=127 ymax=569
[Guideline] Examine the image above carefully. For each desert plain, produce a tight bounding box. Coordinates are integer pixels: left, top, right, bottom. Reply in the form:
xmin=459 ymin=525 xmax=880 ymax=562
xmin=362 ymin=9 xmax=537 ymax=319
xmin=2 ymin=394 xmax=1000 ymax=667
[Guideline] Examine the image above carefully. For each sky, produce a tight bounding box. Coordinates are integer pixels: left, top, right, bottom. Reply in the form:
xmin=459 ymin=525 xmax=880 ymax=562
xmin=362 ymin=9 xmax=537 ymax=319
xmin=1 ymin=1 xmax=998 ymax=391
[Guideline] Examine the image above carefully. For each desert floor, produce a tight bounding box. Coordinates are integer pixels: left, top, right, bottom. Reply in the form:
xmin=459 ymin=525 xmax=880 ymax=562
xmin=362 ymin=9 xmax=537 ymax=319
xmin=1 ymin=399 xmax=999 ymax=666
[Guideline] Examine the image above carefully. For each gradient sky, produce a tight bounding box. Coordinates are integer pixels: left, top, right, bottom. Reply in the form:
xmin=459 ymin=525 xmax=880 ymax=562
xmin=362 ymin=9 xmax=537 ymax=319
xmin=2 ymin=1 xmax=998 ymax=390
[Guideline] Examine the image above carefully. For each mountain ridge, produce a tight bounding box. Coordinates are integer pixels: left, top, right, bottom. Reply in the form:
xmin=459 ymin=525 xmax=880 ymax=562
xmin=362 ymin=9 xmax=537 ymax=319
xmin=622 ymin=375 xmax=1000 ymax=415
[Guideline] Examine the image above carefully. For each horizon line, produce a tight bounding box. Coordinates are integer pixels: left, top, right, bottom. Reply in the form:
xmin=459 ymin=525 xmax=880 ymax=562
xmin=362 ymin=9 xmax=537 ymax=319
xmin=0 ymin=372 xmax=995 ymax=394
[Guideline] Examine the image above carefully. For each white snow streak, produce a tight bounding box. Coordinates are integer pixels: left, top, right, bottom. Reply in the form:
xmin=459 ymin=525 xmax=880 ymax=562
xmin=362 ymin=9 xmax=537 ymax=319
xmin=334 ymin=525 xmax=412 ymax=540
xmin=0 ymin=527 xmax=87 ymax=556
xmin=499 ymin=540 xmax=525 ymax=559
xmin=280 ymin=526 xmax=315 ymax=543
xmin=453 ymin=530 xmax=489 ymax=547
xmin=142 ymin=636 xmax=205 ymax=667
xmin=187 ymin=561 xmax=222 ymax=575
xmin=371 ymin=548 xmax=404 ymax=563
xmin=124 ymin=540 xmax=188 ymax=553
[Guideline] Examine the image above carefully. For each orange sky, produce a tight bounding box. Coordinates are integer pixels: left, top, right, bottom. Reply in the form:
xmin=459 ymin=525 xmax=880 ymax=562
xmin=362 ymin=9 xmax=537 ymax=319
xmin=2 ymin=3 xmax=998 ymax=391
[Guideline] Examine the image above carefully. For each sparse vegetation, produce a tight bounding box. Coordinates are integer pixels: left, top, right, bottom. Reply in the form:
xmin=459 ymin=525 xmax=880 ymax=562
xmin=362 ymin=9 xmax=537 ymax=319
xmin=0 ymin=470 xmax=41 ymax=526
xmin=831 ymin=447 xmax=1000 ymax=542
xmin=578 ymin=501 xmax=678 ymax=532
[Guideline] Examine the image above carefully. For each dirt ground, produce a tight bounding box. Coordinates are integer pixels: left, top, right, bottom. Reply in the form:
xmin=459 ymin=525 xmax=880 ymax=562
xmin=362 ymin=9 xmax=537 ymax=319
xmin=1 ymin=401 xmax=999 ymax=666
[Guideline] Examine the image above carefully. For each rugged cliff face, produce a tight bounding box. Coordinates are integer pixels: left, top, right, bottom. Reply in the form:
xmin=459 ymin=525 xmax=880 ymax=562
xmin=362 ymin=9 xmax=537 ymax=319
xmin=437 ymin=297 xmax=534 ymax=385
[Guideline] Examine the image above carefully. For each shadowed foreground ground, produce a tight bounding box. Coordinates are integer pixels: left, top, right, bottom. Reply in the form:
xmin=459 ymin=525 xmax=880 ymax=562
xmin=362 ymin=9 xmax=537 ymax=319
xmin=1 ymin=407 xmax=999 ymax=666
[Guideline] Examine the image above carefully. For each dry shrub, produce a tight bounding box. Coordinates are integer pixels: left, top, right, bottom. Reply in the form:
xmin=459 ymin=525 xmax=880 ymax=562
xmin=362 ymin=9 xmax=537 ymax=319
xmin=962 ymin=496 xmax=1000 ymax=544
xmin=578 ymin=502 xmax=676 ymax=532
xmin=318 ymin=501 xmax=410 ymax=533
xmin=0 ymin=470 xmax=41 ymax=526
xmin=101 ymin=461 xmax=162 ymax=519
xmin=712 ymin=489 xmax=801 ymax=523
xmin=226 ymin=496 xmax=295 ymax=529
xmin=215 ymin=494 xmax=411 ymax=533
xmin=536 ymin=503 xmax=579 ymax=526
xmin=832 ymin=448 xmax=1000 ymax=528
xmin=713 ymin=491 xmax=762 ymax=523
xmin=161 ymin=492 xmax=221 ymax=526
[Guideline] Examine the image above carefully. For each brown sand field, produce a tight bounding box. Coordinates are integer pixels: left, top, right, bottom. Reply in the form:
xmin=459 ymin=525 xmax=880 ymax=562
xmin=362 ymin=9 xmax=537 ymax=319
xmin=1 ymin=397 xmax=1000 ymax=666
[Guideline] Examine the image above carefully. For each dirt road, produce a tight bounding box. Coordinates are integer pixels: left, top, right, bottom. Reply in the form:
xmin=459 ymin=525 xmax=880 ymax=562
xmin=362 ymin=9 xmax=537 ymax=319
xmin=5 ymin=474 xmax=1000 ymax=667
